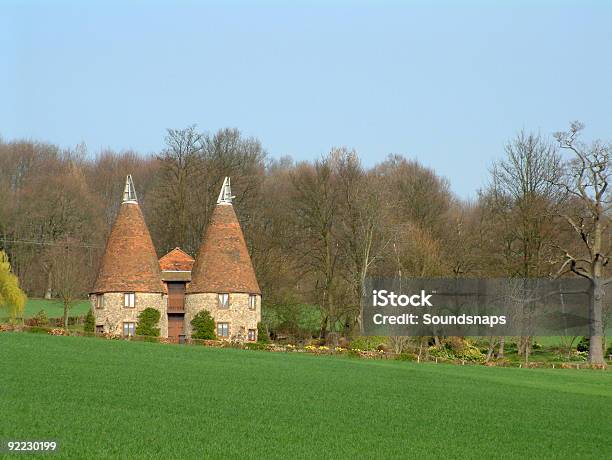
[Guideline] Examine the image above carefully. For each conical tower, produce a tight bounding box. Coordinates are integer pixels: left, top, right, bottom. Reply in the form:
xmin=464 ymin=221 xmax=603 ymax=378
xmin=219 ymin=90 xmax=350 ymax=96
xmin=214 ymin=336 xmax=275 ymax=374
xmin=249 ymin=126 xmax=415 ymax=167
xmin=185 ymin=177 xmax=261 ymax=341
xmin=90 ymin=175 xmax=167 ymax=336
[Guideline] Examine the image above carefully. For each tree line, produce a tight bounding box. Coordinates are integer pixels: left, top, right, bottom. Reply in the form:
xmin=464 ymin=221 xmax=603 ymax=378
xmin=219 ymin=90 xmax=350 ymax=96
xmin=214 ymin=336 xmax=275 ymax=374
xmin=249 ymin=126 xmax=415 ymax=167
xmin=0 ymin=122 xmax=609 ymax=363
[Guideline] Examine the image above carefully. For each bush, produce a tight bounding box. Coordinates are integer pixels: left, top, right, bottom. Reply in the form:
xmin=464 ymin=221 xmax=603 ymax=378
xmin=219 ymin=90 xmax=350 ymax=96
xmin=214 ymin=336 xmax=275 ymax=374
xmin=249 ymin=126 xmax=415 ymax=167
xmin=443 ymin=338 xmax=485 ymax=363
xmin=428 ymin=346 xmax=454 ymax=360
xmin=33 ymin=309 xmax=49 ymax=327
xmin=190 ymin=310 xmax=216 ymax=340
xmin=262 ymin=302 xmax=322 ymax=340
xmin=350 ymin=336 xmax=388 ymax=351
xmin=606 ymin=344 xmax=612 ymax=358
xmin=257 ymin=322 xmax=269 ymax=343
xmin=456 ymin=344 xmax=485 ymax=362
xmin=577 ymin=336 xmax=590 ymax=352
xmin=84 ymin=309 xmax=95 ymax=333
xmin=135 ymin=308 xmax=161 ymax=337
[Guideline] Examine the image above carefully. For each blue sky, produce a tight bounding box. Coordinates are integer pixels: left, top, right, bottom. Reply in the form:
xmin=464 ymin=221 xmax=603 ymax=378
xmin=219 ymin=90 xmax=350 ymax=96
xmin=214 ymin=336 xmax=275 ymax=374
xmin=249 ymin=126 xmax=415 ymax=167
xmin=2 ymin=0 xmax=611 ymax=199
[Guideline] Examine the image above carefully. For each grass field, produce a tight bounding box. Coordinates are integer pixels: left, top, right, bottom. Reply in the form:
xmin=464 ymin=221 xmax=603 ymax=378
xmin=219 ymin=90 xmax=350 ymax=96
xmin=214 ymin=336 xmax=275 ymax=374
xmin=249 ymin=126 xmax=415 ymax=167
xmin=0 ymin=298 xmax=90 ymax=321
xmin=1 ymin=333 xmax=611 ymax=459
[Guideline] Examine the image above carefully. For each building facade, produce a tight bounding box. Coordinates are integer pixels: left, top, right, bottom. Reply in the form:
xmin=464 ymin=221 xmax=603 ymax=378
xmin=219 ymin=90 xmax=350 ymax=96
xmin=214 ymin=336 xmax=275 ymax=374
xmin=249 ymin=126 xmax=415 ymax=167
xmin=90 ymin=176 xmax=261 ymax=342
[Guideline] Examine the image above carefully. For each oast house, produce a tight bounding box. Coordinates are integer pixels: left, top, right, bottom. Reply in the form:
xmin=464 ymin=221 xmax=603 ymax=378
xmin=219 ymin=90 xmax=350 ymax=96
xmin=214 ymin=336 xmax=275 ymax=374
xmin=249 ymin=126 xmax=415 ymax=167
xmin=90 ymin=176 xmax=261 ymax=342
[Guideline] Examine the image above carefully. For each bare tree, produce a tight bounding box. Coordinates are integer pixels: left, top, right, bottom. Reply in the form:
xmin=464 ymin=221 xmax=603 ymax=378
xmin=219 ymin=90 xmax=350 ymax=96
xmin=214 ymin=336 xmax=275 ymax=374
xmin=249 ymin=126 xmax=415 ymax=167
xmin=334 ymin=149 xmax=389 ymax=332
xmin=290 ymin=155 xmax=341 ymax=338
xmin=553 ymin=122 xmax=611 ymax=365
xmin=485 ymin=131 xmax=561 ymax=360
xmin=50 ymin=240 xmax=90 ymax=332
xmin=151 ymin=125 xmax=204 ymax=254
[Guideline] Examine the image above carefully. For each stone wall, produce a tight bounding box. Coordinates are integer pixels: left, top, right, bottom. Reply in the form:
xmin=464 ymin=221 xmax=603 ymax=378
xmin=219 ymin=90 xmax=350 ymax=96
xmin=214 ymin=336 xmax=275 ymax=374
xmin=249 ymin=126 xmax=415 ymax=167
xmin=184 ymin=293 xmax=260 ymax=341
xmin=91 ymin=292 xmax=168 ymax=337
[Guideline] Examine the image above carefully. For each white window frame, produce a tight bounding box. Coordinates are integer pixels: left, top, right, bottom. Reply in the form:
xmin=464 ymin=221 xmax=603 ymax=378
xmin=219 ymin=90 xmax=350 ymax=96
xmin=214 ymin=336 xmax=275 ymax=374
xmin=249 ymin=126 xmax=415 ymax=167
xmin=124 ymin=292 xmax=135 ymax=308
xmin=217 ymin=322 xmax=229 ymax=338
xmin=247 ymin=329 xmax=256 ymax=341
xmin=123 ymin=322 xmax=135 ymax=337
xmin=96 ymin=294 xmax=104 ymax=309
xmin=218 ymin=293 xmax=229 ymax=309
xmin=249 ymin=294 xmax=257 ymax=310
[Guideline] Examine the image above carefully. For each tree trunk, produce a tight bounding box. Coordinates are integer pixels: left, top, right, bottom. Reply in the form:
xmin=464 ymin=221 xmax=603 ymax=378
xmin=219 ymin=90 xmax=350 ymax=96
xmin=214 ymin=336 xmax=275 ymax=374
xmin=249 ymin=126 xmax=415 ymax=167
xmin=418 ymin=338 xmax=424 ymax=361
xmin=319 ymin=315 xmax=328 ymax=340
xmin=485 ymin=336 xmax=496 ymax=362
xmin=63 ymin=303 xmax=69 ymax=333
xmin=589 ymin=278 xmax=605 ymax=365
xmin=589 ymin=219 xmax=605 ymax=365
xmin=44 ymin=268 xmax=53 ymax=300
xmin=497 ymin=336 xmax=505 ymax=359
xmin=517 ymin=337 xmax=525 ymax=356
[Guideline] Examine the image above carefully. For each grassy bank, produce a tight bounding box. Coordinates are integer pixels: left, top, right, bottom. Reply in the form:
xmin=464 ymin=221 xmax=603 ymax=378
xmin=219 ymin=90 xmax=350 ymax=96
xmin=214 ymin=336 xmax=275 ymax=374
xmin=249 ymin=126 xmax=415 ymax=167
xmin=0 ymin=333 xmax=610 ymax=459
xmin=0 ymin=298 xmax=90 ymax=321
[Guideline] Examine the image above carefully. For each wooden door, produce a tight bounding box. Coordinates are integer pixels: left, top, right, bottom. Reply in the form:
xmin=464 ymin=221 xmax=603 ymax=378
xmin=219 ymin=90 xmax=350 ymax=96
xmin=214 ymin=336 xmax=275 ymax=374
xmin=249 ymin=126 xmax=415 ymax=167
xmin=168 ymin=316 xmax=184 ymax=342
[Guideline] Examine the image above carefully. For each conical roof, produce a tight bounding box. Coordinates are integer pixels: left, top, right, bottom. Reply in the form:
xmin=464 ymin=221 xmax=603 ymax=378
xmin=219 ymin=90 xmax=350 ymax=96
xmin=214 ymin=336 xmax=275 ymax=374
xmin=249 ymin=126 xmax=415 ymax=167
xmin=92 ymin=177 xmax=164 ymax=294
xmin=187 ymin=179 xmax=260 ymax=294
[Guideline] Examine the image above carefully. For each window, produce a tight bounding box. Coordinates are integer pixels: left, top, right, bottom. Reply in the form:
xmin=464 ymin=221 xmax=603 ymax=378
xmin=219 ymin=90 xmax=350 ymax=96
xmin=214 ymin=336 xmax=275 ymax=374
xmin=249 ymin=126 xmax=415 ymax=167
xmin=95 ymin=325 xmax=104 ymax=334
xmin=217 ymin=322 xmax=229 ymax=338
xmin=249 ymin=295 xmax=257 ymax=310
xmin=218 ymin=293 xmax=229 ymax=309
xmin=124 ymin=292 xmax=135 ymax=308
xmin=96 ymin=295 xmax=104 ymax=309
xmin=247 ymin=329 xmax=256 ymax=341
xmin=123 ymin=322 xmax=135 ymax=337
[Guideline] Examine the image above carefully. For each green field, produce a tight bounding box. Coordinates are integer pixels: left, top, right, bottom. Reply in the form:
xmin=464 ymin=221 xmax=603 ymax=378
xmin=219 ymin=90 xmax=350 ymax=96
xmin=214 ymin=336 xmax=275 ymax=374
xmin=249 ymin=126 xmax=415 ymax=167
xmin=0 ymin=298 xmax=91 ymax=321
xmin=1 ymin=333 xmax=611 ymax=459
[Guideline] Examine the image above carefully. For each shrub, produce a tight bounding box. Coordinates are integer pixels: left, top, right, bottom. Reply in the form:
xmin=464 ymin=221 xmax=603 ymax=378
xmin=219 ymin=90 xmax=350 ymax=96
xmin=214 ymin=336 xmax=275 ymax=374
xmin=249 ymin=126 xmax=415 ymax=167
xmin=350 ymin=336 xmax=388 ymax=351
xmin=135 ymin=308 xmax=161 ymax=337
xmin=456 ymin=344 xmax=486 ymax=362
xmin=190 ymin=310 xmax=216 ymax=340
xmin=33 ymin=309 xmax=49 ymax=326
xmin=84 ymin=309 xmax=95 ymax=333
xmin=257 ymin=322 xmax=269 ymax=343
xmin=388 ymin=336 xmax=411 ymax=354
xmin=428 ymin=346 xmax=454 ymax=360
xmin=442 ymin=338 xmax=485 ymax=363
xmin=262 ymin=302 xmax=322 ymax=340
xmin=574 ymin=351 xmax=588 ymax=361
xmin=606 ymin=344 xmax=612 ymax=358
xmin=577 ymin=336 xmax=590 ymax=352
